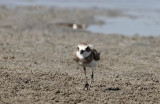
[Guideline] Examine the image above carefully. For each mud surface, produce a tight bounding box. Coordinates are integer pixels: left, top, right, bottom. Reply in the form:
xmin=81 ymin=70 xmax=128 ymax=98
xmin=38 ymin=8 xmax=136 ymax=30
xmin=0 ymin=6 xmax=160 ymax=104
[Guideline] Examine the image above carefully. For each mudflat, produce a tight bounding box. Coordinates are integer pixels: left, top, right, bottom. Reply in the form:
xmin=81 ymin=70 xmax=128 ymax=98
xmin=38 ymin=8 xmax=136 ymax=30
xmin=0 ymin=6 xmax=160 ymax=104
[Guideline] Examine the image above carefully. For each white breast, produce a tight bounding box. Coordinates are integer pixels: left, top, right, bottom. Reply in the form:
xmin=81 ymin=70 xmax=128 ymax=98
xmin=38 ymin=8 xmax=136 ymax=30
xmin=80 ymin=60 xmax=98 ymax=68
xmin=76 ymin=51 xmax=98 ymax=68
xmin=76 ymin=51 xmax=91 ymax=59
xmin=73 ymin=24 xmax=78 ymax=29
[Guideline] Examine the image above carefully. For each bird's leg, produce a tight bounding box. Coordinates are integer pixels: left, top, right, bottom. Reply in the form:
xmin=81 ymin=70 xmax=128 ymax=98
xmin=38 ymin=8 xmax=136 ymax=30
xmin=83 ymin=67 xmax=89 ymax=90
xmin=91 ymin=69 xmax=94 ymax=82
xmin=90 ymin=67 xmax=94 ymax=86
xmin=84 ymin=67 xmax=87 ymax=79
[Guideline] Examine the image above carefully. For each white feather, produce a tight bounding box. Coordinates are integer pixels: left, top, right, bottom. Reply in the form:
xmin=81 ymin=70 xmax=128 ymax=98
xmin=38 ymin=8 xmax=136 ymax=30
xmin=76 ymin=43 xmax=98 ymax=68
xmin=88 ymin=44 xmax=93 ymax=50
xmin=76 ymin=51 xmax=91 ymax=59
xmin=73 ymin=24 xmax=78 ymax=29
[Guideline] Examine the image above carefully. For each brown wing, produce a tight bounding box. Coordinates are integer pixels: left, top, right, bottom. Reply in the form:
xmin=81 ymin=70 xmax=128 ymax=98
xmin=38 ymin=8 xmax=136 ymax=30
xmin=73 ymin=50 xmax=79 ymax=62
xmin=92 ymin=49 xmax=100 ymax=61
xmin=56 ymin=23 xmax=73 ymax=27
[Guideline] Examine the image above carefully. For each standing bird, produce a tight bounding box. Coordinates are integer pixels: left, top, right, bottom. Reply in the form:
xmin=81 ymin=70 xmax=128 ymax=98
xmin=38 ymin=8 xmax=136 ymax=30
xmin=73 ymin=43 xmax=100 ymax=90
xmin=56 ymin=23 xmax=87 ymax=30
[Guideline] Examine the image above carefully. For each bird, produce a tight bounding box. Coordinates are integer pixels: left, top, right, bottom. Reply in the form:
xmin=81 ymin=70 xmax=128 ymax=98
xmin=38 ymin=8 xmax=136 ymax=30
xmin=56 ymin=23 xmax=87 ymax=30
xmin=73 ymin=43 xmax=100 ymax=90
xmin=72 ymin=24 xmax=87 ymax=30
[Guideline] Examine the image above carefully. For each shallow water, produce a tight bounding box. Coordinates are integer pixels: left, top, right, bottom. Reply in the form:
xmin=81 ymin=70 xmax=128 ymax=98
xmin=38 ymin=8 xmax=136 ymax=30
xmin=87 ymin=15 xmax=160 ymax=36
xmin=1 ymin=0 xmax=160 ymax=36
xmin=1 ymin=0 xmax=160 ymax=10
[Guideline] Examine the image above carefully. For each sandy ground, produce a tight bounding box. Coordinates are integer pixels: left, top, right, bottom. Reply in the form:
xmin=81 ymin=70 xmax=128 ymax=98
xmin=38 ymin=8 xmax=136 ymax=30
xmin=0 ymin=6 xmax=160 ymax=104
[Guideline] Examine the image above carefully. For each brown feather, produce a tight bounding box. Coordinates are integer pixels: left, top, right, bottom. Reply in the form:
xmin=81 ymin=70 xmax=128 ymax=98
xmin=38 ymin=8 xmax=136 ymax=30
xmin=92 ymin=49 xmax=100 ymax=61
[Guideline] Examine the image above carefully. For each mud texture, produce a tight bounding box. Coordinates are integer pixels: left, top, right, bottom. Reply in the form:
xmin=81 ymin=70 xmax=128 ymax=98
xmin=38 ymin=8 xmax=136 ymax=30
xmin=0 ymin=6 xmax=160 ymax=104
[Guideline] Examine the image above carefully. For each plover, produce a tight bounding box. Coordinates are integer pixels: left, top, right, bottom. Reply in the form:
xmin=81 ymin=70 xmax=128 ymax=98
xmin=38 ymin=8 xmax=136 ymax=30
xmin=56 ymin=23 xmax=87 ymax=30
xmin=73 ymin=43 xmax=100 ymax=90
xmin=72 ymin=24 xmax=87 ymax=30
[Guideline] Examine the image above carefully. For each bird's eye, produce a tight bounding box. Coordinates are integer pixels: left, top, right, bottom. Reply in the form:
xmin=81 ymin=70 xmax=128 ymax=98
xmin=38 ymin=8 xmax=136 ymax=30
xmin=77 ymin=47 xmax=79 ymax=50
xmin=86 ymin=47 xmax=90 ymax=51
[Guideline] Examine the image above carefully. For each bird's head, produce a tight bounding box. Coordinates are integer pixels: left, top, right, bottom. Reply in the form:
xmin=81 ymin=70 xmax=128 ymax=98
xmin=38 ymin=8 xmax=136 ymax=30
xmin=76 ymin=43 xmax=93 ymax=58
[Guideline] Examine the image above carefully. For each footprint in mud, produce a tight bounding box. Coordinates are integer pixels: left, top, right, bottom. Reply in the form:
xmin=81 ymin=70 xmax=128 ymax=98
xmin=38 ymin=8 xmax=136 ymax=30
xmin=105 ymin=87 xmax=121 ymax=91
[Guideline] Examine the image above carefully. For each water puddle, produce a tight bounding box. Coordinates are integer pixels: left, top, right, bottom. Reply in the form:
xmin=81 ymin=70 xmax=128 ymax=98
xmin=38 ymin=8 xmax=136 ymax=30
xmin=87 ymin=14 xmax=160 ymax=36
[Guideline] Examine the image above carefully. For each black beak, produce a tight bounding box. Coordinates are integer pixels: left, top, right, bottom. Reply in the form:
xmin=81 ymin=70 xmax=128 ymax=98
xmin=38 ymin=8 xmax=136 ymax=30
xmin=80 ymin=50 xmax=84 ymax=54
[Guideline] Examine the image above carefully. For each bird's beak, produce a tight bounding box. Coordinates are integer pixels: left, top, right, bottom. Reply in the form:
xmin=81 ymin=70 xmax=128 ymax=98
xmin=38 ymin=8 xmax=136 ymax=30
xmin=80 ymin=50 xmax=84 ymax=54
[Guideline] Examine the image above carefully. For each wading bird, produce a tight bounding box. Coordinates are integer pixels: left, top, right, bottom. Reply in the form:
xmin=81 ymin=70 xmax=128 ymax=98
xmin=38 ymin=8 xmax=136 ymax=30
xmin=73 ymin=43 xmax=100 ymax=90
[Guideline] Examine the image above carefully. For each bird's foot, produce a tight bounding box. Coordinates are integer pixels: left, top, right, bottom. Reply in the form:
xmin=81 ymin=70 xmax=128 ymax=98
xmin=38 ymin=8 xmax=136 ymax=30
xmin=90 ymin=80 xmax=94 ymax=88
xmin=90 ymin=74 xmax=94 ymax=87
xmin=91 ymin=80 xmax=94 ymax=84
xmin=83 ymin=83 xmax=90 ymax=90
xmin=91 ymin=74 xmax=93 ymax=79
